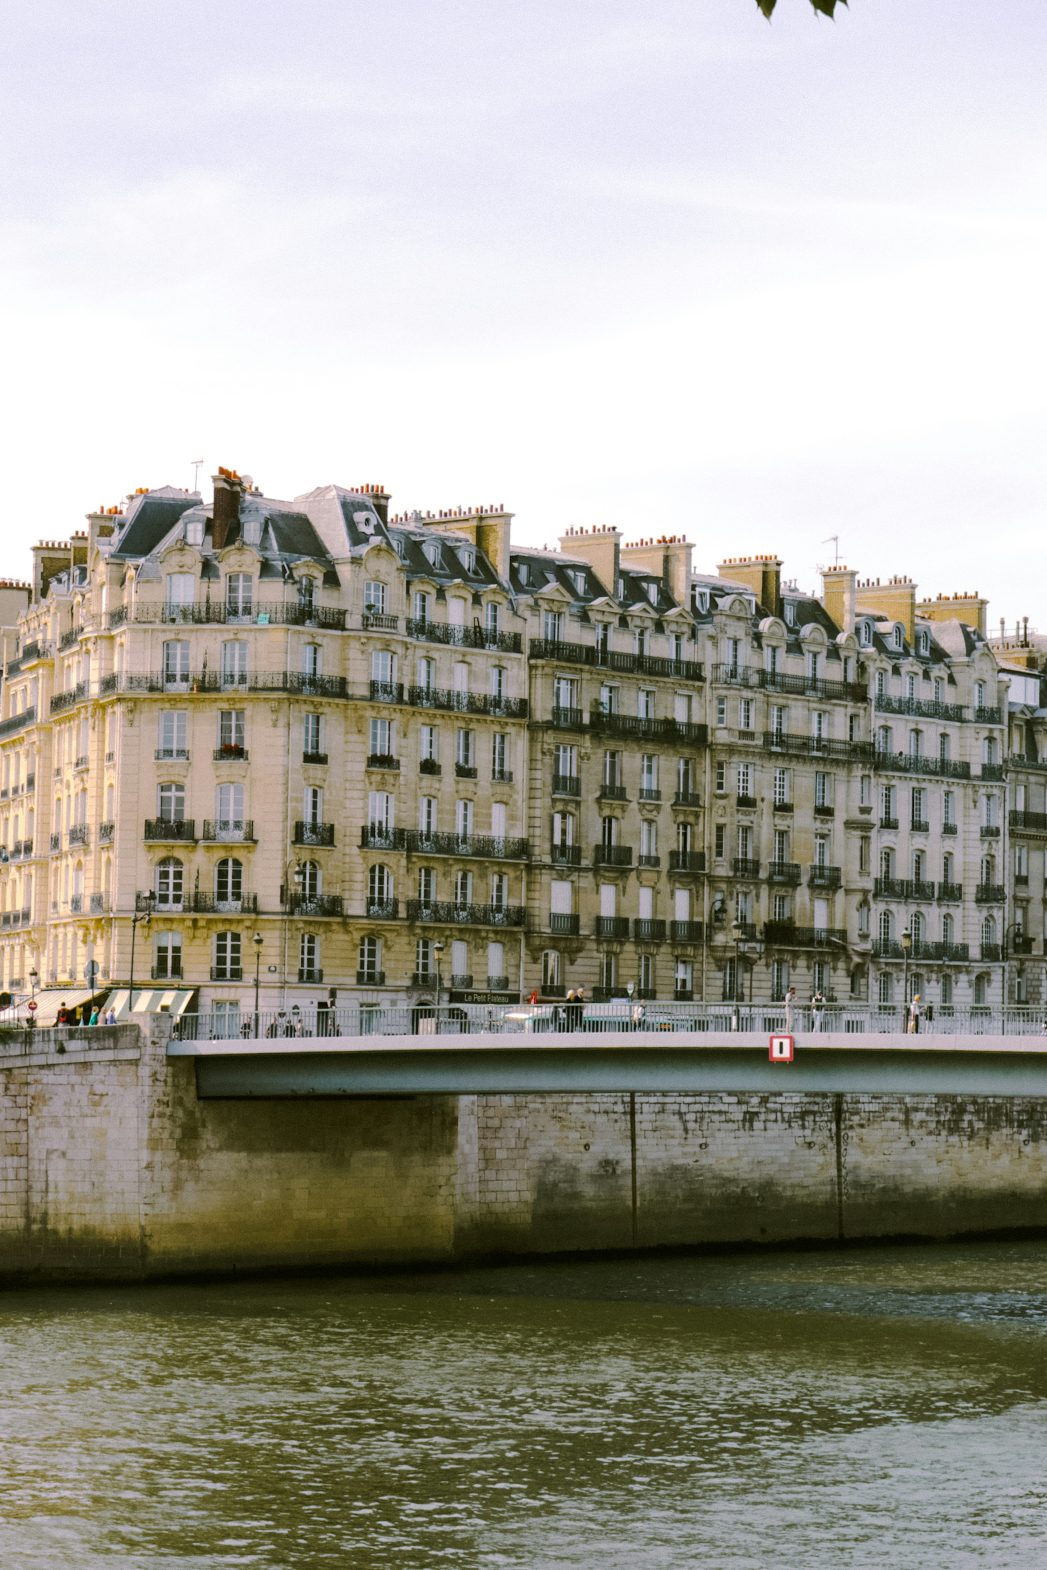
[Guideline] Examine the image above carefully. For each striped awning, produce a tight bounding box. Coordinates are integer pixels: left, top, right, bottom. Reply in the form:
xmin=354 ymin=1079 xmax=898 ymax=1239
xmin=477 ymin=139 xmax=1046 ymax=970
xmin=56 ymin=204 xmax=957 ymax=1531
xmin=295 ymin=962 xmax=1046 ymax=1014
xmin=21 ymin=989 xmax=106 ymax=1028
xmin=105 ymin=988 xmax=198 ymax=1022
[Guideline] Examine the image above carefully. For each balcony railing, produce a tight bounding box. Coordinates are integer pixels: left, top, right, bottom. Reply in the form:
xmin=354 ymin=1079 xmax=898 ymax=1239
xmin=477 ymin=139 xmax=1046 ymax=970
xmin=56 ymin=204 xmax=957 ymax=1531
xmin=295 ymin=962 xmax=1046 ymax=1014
xmin=975 ymin=884 xmax=1005 ymax=903
xmin=128 ymin=600 xmax=347 ymax=629
xmin=104 ymin=671 xmax=349 ymax=700
xmin=405 ymin=899 xmax=526 ymax=926
xmin=937 ymin=881 xmax=963 ymax=901
xmin=356 ymin=970 xmax=386 ymax=986
xmin=406 ymin=685 xmax=528 ymax=719
xmin=595 ymin=916 xmax=630 ymax=939
xmin=528 ymin=639 xmax=702 ymax=681
xmin=187 ymin=893 xmax=260 ymax=914
xmin=872 ymin=940 xmax=969 ymax=961
xmin=67 ymin=824 xmax=89 ymax=847
xmin=911 ymin=819 xmax=930 ymax=834
xmin=213 ymin=745 xmax=248 ymax=762
xmin=144 ymin=818 xmax=196 ymax=841
xmin=99 ymin=821 xmax=115 ymax=844
xmin=874 ymin=751 xmax=971 ymax=780
xmin=50 ymin=683 xmax=86 ymax=714
xmin=548 ymin=912 xmax=581 ymax=935
xmin=298 ymin=968 xmax=324 ymax=984
xmin=768 ymin=861 xmax=802 ymax=885
xmin=403 ymin=831 xmax=529 ymax=860
xmin=0 ymin=706 xmax=36 ymax=739
xmin=875 ymin=695 xmax=965 ymax=721
xmin=873 ymin=877 xmax=935 ymax=901
xmin=809 ymin=865 xmax=842 ymax=889
xmin=368 ymin=753 xmax=401 ymax=771
xmin=454 ymin=762 xmax=477 ymax=779
xmin=154 ymin=965 xmax=185 ymax=981
xmin=597 ymin=782 xmax=627 ymax=801
xmin=302 ymin=751 xmax=329 ymax=766
xmin=360 ymin=611 xmax=398 ymax=631
xmin=550 ymin=844 xmax=583 ymax=866
xmin=210 ymin=966 xmax=243 ymax=981
xmin=294 ymin=821 xmax=335 ymax=846
xmin=764 ymin=731 xmax=872 ymax=762
xmin=552 ymin=773 xmax=581 ymax=796
xmin=980 ymin=824 xmax=1001 ymax=839
xmin=1010 ymin=810 xmax=1047 ymax=833
xmin=593 ymin=845 xmax=633 ymax=868
xmin=673 ymin=791 xmax=702 ymax=808
xmin=975 ymin=706 xmax=1002 ymax=725
xmin=287 ymin=894 xmax=344 ymax=917
xmin=406 ymin=618 xmax=522 ymax=653
xmin=669 ymin=850 xmax=706 ymax=873
xmin=419 ymin=758 xmax=441 ymax=775
xmin=764 ymin=924 xmax=847 ymax=948
xmin=363 ymin=898 xmax=399 ymax=920
xmin=730 ymin=857 xmax=761 ymax=878
xmin=589 ymin=709 xmax=707 ymax=745
xmin=633 ymin=919 xmax=666 ymax=941
xmin=202 ymin=819 xmax=255 ymax=842
xmin=670 ymin=920 xmax=703 ymax=943
xmin=549 ymin=706 xmax=585 ymax=729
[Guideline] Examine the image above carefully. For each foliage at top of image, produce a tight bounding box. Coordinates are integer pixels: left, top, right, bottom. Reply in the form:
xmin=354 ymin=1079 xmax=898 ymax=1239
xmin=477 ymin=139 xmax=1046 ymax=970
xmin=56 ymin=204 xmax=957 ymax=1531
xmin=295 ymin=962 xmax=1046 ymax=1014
xmin=756 ymin=0 xmax=847 ymax=16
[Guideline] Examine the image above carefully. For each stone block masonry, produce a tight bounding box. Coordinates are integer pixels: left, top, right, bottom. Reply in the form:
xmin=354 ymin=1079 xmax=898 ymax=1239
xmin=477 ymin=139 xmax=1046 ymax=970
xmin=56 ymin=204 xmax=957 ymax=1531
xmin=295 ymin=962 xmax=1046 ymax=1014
xmin=3 ymin=1020 xmax=1047 ymax=1284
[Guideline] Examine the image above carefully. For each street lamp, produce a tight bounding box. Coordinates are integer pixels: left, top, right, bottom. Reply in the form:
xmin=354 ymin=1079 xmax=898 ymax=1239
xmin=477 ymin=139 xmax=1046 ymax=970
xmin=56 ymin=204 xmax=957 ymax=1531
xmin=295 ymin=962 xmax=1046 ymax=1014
xmin=433 ymin=941 xmax=445 ymax=1023
xmin=900 ymin=925 xmax=913 ymax=1027
xmin=27 ymin=965 xmax=38 ymax=1032
xmin=253 ymin=932 xmax=263 ymax=1037
xmin=129 ymin=891 xmax=155 ymax=1013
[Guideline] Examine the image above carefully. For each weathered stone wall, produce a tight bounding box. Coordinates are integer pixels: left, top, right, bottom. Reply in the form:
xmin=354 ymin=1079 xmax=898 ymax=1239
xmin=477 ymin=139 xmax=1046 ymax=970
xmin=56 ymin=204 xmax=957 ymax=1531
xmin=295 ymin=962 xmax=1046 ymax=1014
xmin=2 ymin=1023 xmax=1047 ymax=1285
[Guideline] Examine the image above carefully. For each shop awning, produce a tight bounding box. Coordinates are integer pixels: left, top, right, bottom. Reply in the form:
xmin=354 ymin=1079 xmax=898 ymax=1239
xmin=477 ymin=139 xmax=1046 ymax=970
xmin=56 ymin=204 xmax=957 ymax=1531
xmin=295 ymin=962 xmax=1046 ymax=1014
xmin=23 ymin=989 xmax=107 ymax=1028
xmin=105 ymin=988 xmax=198 ymax=1022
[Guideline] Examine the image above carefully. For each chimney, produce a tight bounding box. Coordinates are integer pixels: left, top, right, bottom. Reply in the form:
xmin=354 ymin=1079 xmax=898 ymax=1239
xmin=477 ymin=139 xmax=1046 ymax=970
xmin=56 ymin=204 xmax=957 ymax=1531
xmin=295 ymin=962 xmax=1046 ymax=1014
xmin=820 ymin=565 xmax=857 ymax=634
xmin=357 ymin=483 xmax=390 ymax=526
xmin=620 ymin=535 xmax=693 ymax=608
xmin=211 ymin=468 xmax=244 ymax=552
xmin=558 ymin=526 xmax=621 ymax=598
xmin=857 ymin=575 xmax=917 ymax=643
xmin=717 ymin=555 xmax=783 ymax=619
xmin=915 ymin=590 xmax=987 ymax=639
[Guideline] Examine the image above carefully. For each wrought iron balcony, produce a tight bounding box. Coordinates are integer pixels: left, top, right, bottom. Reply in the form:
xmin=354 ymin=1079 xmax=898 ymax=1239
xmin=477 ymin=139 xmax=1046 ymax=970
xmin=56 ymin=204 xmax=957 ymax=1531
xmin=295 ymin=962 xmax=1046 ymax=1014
xmin=403 ymin=830 xmax=529 ymax=860
xmin=736 ymin=794 xmax=757 ymax=810
xmin=874 ymin=751 xmax=971 ymax=780
xmin=213 ymin=746 xmax=248 ymax=762
xmin=369 ymin=679 xmax=404 ymax=704
xmin=764 ymin=731 xmax=871 ymax=762
xmin=156 ymin=748 xmax=190 ymax=762
xmin=50 ymin=683 xmax=87 ymax=715
xmin=127 ymin=600 xmax=347 ymax=629
xmin=911 ymin=819 xmax=930 ymax=834
xmin=764 ymin=924 xmax=847 ymax=948
xmin=809 ymin=865 xmax=842 ymax=889
xmin=592 ymin=845 xmax=633 ymax=868
xmin=368 ymin=753 xmax=401 ymax=771
xmin=975 ymin=705 xmax=1002 ymax=725
xmin=356 ymin=970 xmax=386 ymax=986
xmin=144 ymin=818 xmax=196 ymax=841
xmin=670 ymin=920 xmax=703 ymax=943
xmin=552 ymin=772 xmax=587 ymax=797
xmin=528 ymin=639 xmax=703 ymax=681
xmin=454 ymin=762 xmax=477 ymax=779
xmin=875 ymin=694 xmax=965 ymax=721
xmin=595 ymin=916 xmax=630 ymax=939
xmin=873 ymin=877 xmax=935 ymax=901
xmin=287 ymin=894 xmax=344 ymax=917
xmin=633 ymin=918 xmax=666 ymax=941
xmin=672 ymin=791 xmax=701 ymax=808
xmin=730 ymin=857 xmax=761 ymax=878
xmin=405 ymin=899 xmax=526 ymax=926
xmin=294 ymin=821 xmax=335 ymax=846
xmin=550 ymin=706 xmax=585 ymax=728
xmin=202 ymin=819 xmax=255 ymax=842
xmin=1010 ymin=810 xmax=1047 ymax=833
xmin=980 ymin=824 xmax=1001 ymax=838
xmin=548 ymin=912 xmax=580 ymax=935
xmin=597 ymin=782 xmax=627 ymax=801
xmin=298 ymin=968 xmax=324 ymax=984
xmin=302 ymin=751 xmax=329 ymax=766
xmin=188 ymin=893 xmax=260 ymax=914
xmin=406 ymin=618 xmax=521 ymax=652
xmin=155 ymin=964 xmax=186 ymax=980
xmin=638 ymin=853 xmax=661 ymax=868
xmin=669 ymin=850 xmax=706 ymax=873
xmin=975 ymin=883 xmax=1005 ymax=903
xmin=407 ymin=685 xmax=528 ymax=719
xmin=937 ymin=881 xmax=963 ymax=901
xmin=638 ymin=787 xmax=661 ymax=803
xmin=980 ymin=944 xmax=1002 ymax=962
xmin=767 ymin=859 xmax=802 ymax=885
xmin=364 ymin=898 xmax=399 ymax=919
xmin=209 ymin=966 xmax=243 ymax=981
xmin=879 ymin=816 xmax=899 ymax=830
xmin=550 ymin=843 xmax=582 ymax=866
xmin=589 ymin=709 xmax=706 ymax=745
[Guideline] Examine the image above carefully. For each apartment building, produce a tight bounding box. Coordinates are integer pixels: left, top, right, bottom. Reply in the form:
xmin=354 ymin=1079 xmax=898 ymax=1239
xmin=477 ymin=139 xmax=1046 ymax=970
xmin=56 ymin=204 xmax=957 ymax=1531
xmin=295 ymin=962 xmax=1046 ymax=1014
xmin=0 ymin=469 xmax=1020 ymax=1021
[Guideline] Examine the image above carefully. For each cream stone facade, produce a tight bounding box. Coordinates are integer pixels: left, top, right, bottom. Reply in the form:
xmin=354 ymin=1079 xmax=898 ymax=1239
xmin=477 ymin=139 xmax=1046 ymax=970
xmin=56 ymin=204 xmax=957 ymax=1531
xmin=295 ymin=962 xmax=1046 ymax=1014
xmin=0 ymin=469 xmax=1031 ymax=1023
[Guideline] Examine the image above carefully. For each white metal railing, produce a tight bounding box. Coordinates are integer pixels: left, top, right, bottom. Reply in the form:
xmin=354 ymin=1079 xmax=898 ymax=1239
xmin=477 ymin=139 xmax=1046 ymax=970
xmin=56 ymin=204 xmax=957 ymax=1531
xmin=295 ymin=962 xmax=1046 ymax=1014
xmin=170 ymin=1002 xmax=1047 ymax=1043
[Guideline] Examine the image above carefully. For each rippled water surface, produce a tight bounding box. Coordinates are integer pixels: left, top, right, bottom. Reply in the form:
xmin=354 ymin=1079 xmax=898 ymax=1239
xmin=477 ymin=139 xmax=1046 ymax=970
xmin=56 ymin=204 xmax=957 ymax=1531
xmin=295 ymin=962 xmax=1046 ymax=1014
xmin=3 ymin=1243 xmax=1047 ymax=1568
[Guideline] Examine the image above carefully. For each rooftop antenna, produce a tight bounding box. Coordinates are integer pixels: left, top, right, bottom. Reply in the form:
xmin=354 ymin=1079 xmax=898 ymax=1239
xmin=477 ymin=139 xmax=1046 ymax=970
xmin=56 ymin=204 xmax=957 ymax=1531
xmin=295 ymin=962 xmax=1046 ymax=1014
xmin=191 ymin=458 xmax=204 ymax=492
xmin=821 ymin=535 xmax=841 ymax=567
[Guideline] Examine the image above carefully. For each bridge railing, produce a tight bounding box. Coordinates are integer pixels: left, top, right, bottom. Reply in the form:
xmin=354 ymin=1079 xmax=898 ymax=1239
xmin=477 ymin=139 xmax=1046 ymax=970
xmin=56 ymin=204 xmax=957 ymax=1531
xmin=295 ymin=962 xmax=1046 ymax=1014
xmin=170 ymin=1002 xmax=1047 ymax=1043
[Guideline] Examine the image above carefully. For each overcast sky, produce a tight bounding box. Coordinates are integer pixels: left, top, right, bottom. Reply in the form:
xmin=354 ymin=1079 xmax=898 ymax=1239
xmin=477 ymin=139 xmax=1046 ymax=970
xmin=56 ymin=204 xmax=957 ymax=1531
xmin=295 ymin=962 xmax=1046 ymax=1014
xmin=2 ymin=0 xmax=1044 ymax=630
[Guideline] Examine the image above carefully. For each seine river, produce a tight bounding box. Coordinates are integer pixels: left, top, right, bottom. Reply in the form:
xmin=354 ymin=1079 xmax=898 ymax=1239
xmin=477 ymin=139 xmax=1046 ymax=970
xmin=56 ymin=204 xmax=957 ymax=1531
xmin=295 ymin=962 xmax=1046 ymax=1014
xmin=2 ymin=1242 xmax=1047 ymax=1569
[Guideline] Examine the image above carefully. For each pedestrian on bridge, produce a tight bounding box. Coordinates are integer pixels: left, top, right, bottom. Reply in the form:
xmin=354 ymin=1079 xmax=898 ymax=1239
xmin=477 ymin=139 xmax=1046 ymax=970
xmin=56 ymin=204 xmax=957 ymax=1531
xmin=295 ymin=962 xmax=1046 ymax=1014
xmin=784 ymin=986 xmax=796 ymax=1033
xmin=811 ymin=990 xmax=826 ymax=1031
xmin=908 ymin=994 xmax=923 ymax=1034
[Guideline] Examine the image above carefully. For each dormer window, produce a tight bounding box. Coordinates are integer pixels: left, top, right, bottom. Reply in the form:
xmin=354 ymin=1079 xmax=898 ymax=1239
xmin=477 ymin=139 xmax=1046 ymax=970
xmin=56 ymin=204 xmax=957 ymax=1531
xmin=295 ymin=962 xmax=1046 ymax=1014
xmin=894 ymin=625 xmax=905 ymax=649
xmin=569 ymin=569 xmax=586 ymax=595
xmin=918 ymin=630 xmax=929 ymax=656
xmin=860 ymin=620 xmax=872 ymax=646
xmin=423 ymin=541 xmax=441 ymax=569
xmin=693 ymin=589 xmax=709 ymax=615
xmin=459 ymin=546 xmax=476 ymax=573
xmin=784 ymin=601 xmax=797 ymax=626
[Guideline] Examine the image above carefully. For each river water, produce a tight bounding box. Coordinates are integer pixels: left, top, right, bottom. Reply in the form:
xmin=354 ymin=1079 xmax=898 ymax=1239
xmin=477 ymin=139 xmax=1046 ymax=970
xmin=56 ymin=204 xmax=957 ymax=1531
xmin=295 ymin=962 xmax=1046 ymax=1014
xmin=2 ymin=1242 xmax=1047 ymax=1569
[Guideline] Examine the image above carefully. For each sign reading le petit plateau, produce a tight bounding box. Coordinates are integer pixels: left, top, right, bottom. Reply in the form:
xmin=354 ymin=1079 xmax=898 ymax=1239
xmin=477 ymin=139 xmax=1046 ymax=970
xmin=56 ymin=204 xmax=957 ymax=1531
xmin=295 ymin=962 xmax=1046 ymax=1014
xmin=769 ymin=1033 xmax=794 ymax=1063
xmin=449 ymin=990 xmax=519 ymax=1005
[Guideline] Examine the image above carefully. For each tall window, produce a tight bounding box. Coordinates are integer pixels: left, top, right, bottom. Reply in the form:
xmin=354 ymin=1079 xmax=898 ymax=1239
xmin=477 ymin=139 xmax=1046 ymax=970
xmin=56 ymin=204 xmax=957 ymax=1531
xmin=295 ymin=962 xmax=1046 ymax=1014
xmin=368 ymin=864 xmax=391 ymax=906
xmin=153 ymin=930 xmax=182 ymax=979
xmin=364 ymin=581 xmax=387 ymax=614
xmin=213 ymin=931 xmax=242 ymax=980
xmin=358 ymin=936 xmax=382 ymax=981
xmin=299 ymin=933 xmax=320 ymax=981
xmin=158 ymin=711 xmax=188 ymax=758
xmin=303 ymin=713 xmax=323 ymax=758
xmin=225 ymin=574 xmax=253 ymax=620
xmin=492 ymin=733 xmax=509 ymax=780
xmin=157 ymin=783 xmax=185 ymax=823
xmin=214 ymin=857 xmax=243 ymax=907
xmin=162 ymin=640 xmax=190 ymax=687
xmin=165 ymin=574 xmax=195 ymax=615
xmin=155 ymin=858 xmax=184 ymax=909
xmin=219 ymin=709 xmax=245 ymax=750
xmin=215 ymin=783 xmax=245 ymax=835
xmin=220 ymin=640 xmax=248 ymax=689
xmin=304 ymin=785 xmax=323 ymax=827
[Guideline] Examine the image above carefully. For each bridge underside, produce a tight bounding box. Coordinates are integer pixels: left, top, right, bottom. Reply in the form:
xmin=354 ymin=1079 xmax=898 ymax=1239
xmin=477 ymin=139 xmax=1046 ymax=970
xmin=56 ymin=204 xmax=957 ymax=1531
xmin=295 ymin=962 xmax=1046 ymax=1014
xmin=168 ymin=1031 xmax=1047 ymax=1099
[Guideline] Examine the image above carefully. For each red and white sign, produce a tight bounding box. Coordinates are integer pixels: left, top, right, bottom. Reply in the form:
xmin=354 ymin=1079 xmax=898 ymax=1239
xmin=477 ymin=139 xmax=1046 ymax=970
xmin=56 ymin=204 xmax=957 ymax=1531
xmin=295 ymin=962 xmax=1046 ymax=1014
xmin=769 ymin=1033 xmax=794 ymax=1063
xmin=26 ymin=999 xmax=37 ymax=1012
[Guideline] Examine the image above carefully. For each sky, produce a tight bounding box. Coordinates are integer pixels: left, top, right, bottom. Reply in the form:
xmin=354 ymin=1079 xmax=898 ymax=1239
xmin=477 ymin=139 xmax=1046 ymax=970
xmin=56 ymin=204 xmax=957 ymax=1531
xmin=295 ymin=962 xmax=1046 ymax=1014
xmin=1 ymin=0 xmax=1045 ymax=630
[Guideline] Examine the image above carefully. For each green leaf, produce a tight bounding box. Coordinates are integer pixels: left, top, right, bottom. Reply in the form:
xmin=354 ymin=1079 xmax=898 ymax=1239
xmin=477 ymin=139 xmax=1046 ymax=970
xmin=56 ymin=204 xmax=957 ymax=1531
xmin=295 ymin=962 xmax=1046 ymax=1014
xmin=755 ymin=0 xmax=777 ymax=15
xmin=755 ymin=0 xmax=848 ymax=16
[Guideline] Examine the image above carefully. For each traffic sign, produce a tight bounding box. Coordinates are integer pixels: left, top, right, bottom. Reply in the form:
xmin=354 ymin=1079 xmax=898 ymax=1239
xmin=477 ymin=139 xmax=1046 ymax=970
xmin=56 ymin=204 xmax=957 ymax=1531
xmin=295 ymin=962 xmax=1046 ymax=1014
xmin=26 ymin=999 xmax=38 ymax=1012
xmin=769 ymin=1033 xmax=794 ymax=1063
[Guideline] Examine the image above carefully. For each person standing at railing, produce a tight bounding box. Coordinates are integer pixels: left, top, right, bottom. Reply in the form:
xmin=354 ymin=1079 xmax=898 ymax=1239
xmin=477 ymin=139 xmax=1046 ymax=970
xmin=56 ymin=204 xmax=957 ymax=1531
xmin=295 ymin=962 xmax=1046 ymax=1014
xmin=810 ymin=991 xmax=826 ymax=1032
xmin=908 ymin=994 xmax=923 ymax=1034
xmin=784 ymin=986 xmax=796 ymax=1033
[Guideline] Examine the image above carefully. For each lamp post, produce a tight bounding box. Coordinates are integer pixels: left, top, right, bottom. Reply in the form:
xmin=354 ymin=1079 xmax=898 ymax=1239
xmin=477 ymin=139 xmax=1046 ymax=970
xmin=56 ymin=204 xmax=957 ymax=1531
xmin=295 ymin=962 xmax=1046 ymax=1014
xmin=1003 ymin=921 xmax=1026 ymax=1011
xmin=129 ymin=891 xmax=155 ymax=1014
xmin=433 ymin=941 xmax=445 ymax=1026
xmin=253 ymin=932 xmax=263 ymax=1037
xmin=900 ymin=925 xmax=913 ymax=1028
xmin=27 ymin=965 xmax=38 ymax=1032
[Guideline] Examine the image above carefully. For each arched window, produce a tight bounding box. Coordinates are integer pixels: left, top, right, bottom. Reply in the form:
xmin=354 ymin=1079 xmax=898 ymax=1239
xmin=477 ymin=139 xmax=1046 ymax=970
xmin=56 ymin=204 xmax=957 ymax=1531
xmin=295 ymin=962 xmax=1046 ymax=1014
xmin=910 ymin=912 xmax=924 ymax=945
xmin=878 ymin=972 xmax=893 ymax=1004
xmin=367 ymin=864 xmax=391 ymax=911
xmin=214 ymin=857 xmax=243 ymax=907
xmin=908 ymin=728 xmax=922 ymax=759
xmin=302 ymin=860 xmax=321 ymax=899
xmin=981 ymin=914 xmax=997 ymax=947
xmin=878 ymin=910 xmax=894 ymax=944
xmin=880 ymin=847 xmax=894 ymax=879
xmin=155 ymin=858 xmax=184 ymax=909
xmin=942 ymin=913 xmax=954 ymax=945
xmin=974 ymin=973 xmax=990 ymax=1006
xmin=983 ymin=737 xmax=998 ymax=766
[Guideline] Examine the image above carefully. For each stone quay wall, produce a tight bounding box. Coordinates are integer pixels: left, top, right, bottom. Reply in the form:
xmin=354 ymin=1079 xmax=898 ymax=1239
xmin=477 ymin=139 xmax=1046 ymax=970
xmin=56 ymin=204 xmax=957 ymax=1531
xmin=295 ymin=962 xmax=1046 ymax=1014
xmin=2 ymin=1020 xmax=1047 ymax=1284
